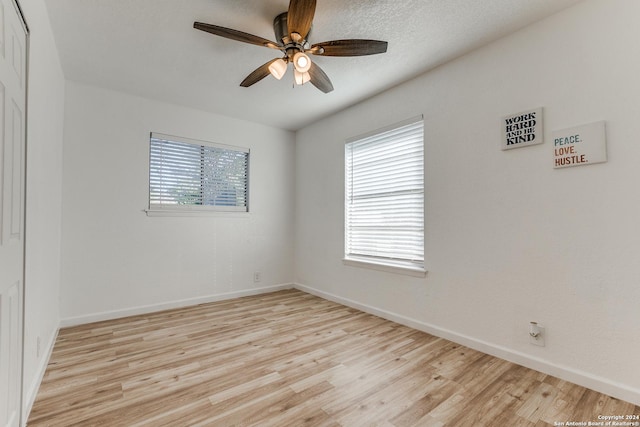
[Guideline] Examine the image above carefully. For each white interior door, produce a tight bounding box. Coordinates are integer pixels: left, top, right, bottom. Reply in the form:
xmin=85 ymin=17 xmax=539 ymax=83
xmin=0 ymin=0 xmax=27 ymax=426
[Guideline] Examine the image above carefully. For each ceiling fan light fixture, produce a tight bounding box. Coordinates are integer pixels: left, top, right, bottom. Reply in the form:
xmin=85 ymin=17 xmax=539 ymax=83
xmin=194 ymin=0 xmax=388 ymax=93
xmin=293 ymin=52 xmax=311 ymax=73
xmin=294 ymin=69 xmax=311 ymax=85
xmin=268 ymin=58 xmax=288 ymax=80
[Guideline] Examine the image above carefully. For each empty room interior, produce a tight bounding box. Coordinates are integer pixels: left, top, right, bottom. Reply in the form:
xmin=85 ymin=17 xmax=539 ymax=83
xmin=3 ymin=0 xmax=640 ymax=425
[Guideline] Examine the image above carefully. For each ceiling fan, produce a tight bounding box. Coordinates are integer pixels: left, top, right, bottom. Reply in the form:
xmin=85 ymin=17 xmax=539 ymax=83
xmin=194 ymin=0 xmax=388 ymax=93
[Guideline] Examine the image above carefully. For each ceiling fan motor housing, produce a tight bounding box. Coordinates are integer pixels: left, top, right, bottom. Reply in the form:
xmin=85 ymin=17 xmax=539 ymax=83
xmin=273 ymin=12 xmax=289 ymax=44
xmin=274 ymin=12 xmax=311 ymax=46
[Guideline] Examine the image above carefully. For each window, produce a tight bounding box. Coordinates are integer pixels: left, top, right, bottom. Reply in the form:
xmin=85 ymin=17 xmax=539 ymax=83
xmin=148 ymin=133 xmax=249 ymax=213
xmin=344 ymin=116 xmax=425 ymax=274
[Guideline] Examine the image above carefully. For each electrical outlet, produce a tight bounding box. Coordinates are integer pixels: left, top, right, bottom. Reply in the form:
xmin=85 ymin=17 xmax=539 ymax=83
xmin=529 ymin=325 xmax=545 ymax=347
xmin=253 ymin=272 xmax=261 ymax=283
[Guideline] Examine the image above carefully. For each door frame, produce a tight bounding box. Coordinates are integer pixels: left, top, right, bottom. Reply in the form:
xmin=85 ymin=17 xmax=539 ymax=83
xmin=12 ymin=0 xmax=29 ymax=425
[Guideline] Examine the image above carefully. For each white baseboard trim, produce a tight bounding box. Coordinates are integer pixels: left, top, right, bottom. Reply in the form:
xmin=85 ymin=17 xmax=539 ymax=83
xmin=22 ymin=327 xmax=59 ymax=425
xmin=60 ymin=284 xmax=294 ymax=328
xmin=294 ymin=283 xmax=640 ymax=406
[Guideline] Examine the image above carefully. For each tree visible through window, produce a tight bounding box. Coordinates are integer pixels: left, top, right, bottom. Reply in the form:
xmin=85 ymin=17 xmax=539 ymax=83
xmin=149 ymin=133 xmax=249 ymax=212
xmin=345 ymin=117 xmax=424 ymax=270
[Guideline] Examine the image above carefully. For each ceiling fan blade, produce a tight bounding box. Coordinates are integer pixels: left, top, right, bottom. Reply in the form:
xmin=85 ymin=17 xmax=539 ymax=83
xmin=194 ymin=22 xmax=281 ymax=50
xmin=240 ymin=59 xmax=280 ymax=87
xmin=287 ymin=0 xmax=316 ymax=39
xmin=308 ymin=61 xmax=333 ymax=93
xmin=310 ymin=39 xmax=388 ymax=56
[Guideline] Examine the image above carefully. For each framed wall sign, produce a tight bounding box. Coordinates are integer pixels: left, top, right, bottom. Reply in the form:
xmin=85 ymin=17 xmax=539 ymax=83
xmin=501 ymin=107 xmax=543 ymax=150
xmin=552 ymin=121 xmax=607 ymax=169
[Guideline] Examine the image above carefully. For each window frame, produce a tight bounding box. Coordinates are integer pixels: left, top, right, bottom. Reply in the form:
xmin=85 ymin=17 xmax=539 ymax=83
xmin=146 ymin=132 xmax=250 ymax=216
xmin=343 ymin=116 xmax=426 ymax=276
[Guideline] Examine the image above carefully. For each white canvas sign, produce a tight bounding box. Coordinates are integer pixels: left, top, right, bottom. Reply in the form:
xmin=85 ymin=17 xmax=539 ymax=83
xmin=502 ymin=108 xmax=543 ymax=150
xmin=552 ymin=121 xmax=607 ymax=169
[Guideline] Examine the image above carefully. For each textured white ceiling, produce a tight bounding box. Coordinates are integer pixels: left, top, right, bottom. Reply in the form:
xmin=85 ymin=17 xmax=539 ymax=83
xmin=44 ymin=0 xmax=582 ymax=131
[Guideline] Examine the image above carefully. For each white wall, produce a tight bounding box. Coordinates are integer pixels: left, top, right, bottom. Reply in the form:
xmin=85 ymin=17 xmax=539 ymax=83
xmin=19 ymin=0 xmax=66 ymax=419
xmin=60 ymin=81 xmax=295 ymax=323
xmin=295 ymin=0 xmax=640 ymax=405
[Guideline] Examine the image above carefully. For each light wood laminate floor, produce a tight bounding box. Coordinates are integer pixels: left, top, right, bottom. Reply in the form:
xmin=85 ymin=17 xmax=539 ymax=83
xmin=28 ymin=289 xmax=639 ymax=426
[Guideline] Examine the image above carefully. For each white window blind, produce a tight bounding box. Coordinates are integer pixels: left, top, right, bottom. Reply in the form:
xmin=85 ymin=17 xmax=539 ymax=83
xmin=149 ymin=133 xmax=249 ymax=212
xmin=345 ymin=117 xmax=424 ymax=269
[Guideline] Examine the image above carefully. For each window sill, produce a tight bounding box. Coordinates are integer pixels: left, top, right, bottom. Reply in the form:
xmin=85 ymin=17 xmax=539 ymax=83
xmin=144 ymin=209 xmax=250 ymax=218
xmin=342 ymin=257 xmax=427 ymax=278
